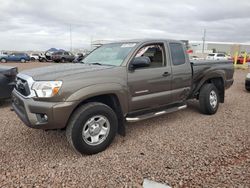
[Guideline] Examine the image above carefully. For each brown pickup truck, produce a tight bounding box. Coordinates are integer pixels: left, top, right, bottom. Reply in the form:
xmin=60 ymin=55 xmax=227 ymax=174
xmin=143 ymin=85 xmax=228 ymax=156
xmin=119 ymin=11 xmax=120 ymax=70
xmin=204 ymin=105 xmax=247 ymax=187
xmin=12 ymin=39 xmax=234 ymax=154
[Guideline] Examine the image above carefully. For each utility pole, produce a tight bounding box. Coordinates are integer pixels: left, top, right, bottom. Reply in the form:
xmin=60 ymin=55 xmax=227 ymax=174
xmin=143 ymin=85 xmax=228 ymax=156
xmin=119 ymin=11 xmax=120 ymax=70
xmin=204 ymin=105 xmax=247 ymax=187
xmin=202 ymin=29 xmax=206 ymax=54
xmin=90 ymin=36 xmax=93 ymax=50
xmin=70 ymin=25 xmax=72 ymax=52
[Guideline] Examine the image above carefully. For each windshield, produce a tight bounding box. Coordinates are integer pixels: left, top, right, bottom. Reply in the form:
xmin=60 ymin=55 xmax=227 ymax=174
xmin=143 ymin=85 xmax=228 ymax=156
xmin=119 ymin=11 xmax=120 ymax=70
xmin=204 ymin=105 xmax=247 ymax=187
xmin=82 ymin=43 xmax=137 ymax=66
xmin=208 ymin=54 xmax=215 ymax=56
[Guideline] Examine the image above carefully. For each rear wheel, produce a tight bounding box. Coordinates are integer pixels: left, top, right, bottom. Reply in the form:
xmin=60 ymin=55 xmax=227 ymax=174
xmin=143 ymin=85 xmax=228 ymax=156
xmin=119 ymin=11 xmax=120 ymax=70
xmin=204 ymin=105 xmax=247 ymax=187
xmin=20 ymin=58 xmax=26 ymax=63
xmin=66 ymin=102 xmax=118 ymax=155
xmin=199 ymin=83 xmax=220 ymax=115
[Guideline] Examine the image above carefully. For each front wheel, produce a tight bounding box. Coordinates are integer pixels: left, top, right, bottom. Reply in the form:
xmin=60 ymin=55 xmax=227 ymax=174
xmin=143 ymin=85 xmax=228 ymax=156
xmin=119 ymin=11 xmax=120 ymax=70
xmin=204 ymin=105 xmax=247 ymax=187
xmin=0 ymin=58 xmax=7 ymax=63
xmin=199 ymin=83 xmax=220 ymax=115
xmin=66 ymin=102 xmax=118 ymax=155
xmin=61 ymin=58 xmax=66 ymax=63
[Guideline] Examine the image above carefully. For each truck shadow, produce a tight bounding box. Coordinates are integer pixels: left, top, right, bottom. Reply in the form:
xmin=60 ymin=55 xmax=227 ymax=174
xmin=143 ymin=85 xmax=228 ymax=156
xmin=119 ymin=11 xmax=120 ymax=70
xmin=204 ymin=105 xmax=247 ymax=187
xmin=0 ymin=99 xmax=11 ymax=108
xmin=186 ymin=100 xmax=201 ymax=113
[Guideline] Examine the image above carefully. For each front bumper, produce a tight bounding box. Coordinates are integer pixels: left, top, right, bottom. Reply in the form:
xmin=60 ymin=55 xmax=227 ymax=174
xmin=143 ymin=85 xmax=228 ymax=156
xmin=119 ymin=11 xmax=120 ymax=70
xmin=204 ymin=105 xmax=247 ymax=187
xmin=12 ymin=90 xmax=76 ymax=130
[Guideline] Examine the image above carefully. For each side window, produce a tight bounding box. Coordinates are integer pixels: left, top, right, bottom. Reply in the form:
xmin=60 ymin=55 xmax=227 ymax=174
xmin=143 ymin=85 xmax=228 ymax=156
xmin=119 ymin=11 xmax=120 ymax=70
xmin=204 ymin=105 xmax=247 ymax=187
xmin=169 ymin=43 xmax=186 ymax=66
xmin=64 ymin=52 xmax=69 ymax=55
xmin=134 ymin=44 xmax=165 ymax=68
xmin=217 ymin=54 xmax=225 ymax=57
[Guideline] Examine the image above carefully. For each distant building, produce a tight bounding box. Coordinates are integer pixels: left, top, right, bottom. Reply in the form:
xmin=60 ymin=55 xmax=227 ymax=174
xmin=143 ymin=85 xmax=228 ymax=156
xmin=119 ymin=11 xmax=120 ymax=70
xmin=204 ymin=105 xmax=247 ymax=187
xmin=190 ymin=41 xmax=250 ymax=55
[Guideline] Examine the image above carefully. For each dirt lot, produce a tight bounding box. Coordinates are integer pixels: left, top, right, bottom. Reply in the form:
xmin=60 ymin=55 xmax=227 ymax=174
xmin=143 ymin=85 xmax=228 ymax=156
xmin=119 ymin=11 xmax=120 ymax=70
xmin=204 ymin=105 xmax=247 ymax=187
xmin=0 ymin=63 xmax=249 ymax=187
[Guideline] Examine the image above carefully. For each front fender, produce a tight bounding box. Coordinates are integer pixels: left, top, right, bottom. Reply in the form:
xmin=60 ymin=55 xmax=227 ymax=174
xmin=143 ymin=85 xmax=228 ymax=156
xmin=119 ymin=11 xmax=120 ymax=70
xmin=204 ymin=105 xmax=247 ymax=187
xmin=66 ymin=83 xmax=129 ymax=114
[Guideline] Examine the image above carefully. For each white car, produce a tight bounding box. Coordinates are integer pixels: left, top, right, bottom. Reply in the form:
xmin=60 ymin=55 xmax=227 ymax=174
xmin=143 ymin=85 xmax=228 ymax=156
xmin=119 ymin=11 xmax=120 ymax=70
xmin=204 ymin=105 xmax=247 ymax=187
xmin=190 ymin=55 xmax=204 ymax=61
xmin=206 ymin=53 xmax=230 ymax=61
xmin=30 ymin=53 xmax=40 ymax=61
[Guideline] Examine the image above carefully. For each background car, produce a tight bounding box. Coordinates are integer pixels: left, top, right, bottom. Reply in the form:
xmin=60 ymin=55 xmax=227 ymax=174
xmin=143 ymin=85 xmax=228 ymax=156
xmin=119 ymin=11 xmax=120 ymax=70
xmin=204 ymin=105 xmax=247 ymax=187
xmin=206 ymin=53 xmax=231 ymax=61
xmin=189 ymin=55 xmax=204 ymax=61
xmin=0 ymin=53 xmax=30 ymax=63
xmin=38 ymin=53 xmax=47 ymax=62
xmin=51 ymin=51 xmax=75 ymax=63
xmin=30 ymin=53 xmax=40 ymax=61
xmin=235 ymin=55 xmax=250 ymax=64
xmin=246 ymin=73 xmax=250 ymax=91
xmin=73 ymin=53 xmax=85 ymax=63
xmin=0 ymin=65 xmax=18 ymax=100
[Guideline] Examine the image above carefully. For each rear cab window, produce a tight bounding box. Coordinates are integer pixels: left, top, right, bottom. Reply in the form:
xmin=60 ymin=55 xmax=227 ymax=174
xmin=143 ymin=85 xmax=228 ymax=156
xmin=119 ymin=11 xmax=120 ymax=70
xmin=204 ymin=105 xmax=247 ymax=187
xmin=169 ymin=43 xmax=186 ymax=66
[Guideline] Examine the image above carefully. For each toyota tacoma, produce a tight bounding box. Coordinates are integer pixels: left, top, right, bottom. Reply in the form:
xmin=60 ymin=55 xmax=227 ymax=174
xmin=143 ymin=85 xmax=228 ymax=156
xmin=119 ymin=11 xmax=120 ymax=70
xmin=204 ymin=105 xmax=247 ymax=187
xmin=12 ymin=39 xmax=234 ymax=154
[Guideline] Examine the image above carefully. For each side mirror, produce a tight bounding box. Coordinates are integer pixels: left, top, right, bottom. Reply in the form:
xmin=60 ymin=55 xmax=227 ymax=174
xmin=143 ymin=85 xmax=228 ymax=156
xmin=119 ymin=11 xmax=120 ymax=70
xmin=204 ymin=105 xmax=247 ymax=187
xmin=130 ymin=56 xmax=150 ymax=70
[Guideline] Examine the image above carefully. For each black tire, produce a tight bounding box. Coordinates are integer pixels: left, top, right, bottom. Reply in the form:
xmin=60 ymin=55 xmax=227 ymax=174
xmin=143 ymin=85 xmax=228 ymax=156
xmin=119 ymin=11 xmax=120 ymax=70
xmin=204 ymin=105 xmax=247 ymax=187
xmin=20 ymin=58 xmax=26 ymax=63
xmin=30 ymin=57 xmax=35 ymax=61
xmin=0 ymin=58 xmax=7 ymax=63
xmin=61 ymin=58 xmax=66 ymax=63
xmin=66 ymin=102 xmax=118 ymax=155
xmin=199 ymin=83 xmax=220 ymax=115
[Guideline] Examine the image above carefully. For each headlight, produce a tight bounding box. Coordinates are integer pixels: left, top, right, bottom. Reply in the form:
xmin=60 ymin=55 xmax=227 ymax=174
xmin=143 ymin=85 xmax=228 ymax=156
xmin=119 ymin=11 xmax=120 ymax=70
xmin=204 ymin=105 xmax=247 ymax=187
xmin=32 ymin=81 xmax=62 ymax=98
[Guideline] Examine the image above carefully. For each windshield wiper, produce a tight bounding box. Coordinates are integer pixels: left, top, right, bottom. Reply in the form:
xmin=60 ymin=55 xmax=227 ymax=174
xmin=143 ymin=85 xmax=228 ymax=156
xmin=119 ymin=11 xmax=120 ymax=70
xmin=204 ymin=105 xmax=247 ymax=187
xmin=89 ymin=62 xmax=102 ymax=65
xmin=87 ymin=62 xmax=115 ymax=66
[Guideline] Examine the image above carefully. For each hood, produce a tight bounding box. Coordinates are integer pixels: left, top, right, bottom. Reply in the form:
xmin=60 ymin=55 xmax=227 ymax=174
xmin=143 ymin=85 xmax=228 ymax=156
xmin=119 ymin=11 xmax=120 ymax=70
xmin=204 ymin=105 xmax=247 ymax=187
xmin=21 ymin=63 xmax=114 ymax=81
xmin=0 ymin=65 xmax=16 ymax=73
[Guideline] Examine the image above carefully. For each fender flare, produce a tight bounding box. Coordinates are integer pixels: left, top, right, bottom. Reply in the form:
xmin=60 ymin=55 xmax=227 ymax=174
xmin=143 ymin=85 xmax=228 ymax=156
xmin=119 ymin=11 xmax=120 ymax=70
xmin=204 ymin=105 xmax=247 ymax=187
xmin=194 ymin=70 xmax=226 ymax=94
xmin=66 ymin=83 xmax=129 ymax=115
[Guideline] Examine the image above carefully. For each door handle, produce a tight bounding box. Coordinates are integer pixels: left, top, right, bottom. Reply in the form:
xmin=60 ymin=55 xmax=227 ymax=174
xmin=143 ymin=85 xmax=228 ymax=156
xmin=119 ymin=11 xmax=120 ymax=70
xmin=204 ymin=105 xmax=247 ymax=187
xmin=162 ymin=72 xmax=170 ymax=77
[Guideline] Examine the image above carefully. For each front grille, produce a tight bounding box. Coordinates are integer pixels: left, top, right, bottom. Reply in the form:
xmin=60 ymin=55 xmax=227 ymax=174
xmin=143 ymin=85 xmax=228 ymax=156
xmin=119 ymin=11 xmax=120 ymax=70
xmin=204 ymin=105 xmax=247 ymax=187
xmin=15 ymin=77 xmax=31 ymax=96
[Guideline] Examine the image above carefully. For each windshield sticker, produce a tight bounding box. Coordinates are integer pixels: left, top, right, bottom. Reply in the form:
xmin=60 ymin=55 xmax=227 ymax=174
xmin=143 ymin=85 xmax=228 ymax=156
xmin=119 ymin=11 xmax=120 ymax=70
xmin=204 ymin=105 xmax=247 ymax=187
xmin=121 ymin=43 xmax=137 ymax=48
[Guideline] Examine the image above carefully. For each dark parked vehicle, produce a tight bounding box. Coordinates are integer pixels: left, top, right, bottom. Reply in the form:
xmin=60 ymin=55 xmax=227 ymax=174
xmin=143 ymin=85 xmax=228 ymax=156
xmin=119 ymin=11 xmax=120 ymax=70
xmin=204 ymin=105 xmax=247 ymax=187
xmin=12 ymin=39 xmax=234 ymax=154
xmin=51 ymin=51 xmax=75 ymax=63
xmin=0 ymin=66 xmax=18 ymax=100
xmin=246 ymin=73 xmax=250 ymax=91
xmin=0 ymin=53 xmax=30 ymax=63
xmin=38 ymin=53 xmax=48 ymax=62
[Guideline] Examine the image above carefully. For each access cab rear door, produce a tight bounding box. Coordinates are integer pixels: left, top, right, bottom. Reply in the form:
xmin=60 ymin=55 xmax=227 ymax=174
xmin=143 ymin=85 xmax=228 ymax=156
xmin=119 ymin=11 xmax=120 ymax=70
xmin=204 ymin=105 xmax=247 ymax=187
xmin=167 ymin=42 xmax=192 ymax=103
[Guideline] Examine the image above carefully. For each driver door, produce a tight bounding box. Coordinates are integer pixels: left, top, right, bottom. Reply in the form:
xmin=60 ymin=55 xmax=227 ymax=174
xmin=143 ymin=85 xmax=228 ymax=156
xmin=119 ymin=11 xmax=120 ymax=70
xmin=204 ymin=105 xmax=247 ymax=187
xmin=127 ymin=43 xmax=172 ymax=112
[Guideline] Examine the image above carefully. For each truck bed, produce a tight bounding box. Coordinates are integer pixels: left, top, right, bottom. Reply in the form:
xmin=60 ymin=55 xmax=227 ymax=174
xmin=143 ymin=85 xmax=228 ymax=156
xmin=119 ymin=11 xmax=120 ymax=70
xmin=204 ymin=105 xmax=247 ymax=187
xmin=191 ymin=60 xmax=234 ymax=94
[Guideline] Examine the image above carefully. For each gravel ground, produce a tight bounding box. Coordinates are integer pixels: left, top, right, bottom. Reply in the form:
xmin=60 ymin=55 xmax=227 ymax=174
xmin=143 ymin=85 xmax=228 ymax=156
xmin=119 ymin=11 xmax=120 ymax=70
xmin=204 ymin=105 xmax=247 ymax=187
xmin=0 ymin=63 xmax=249 ymax=187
